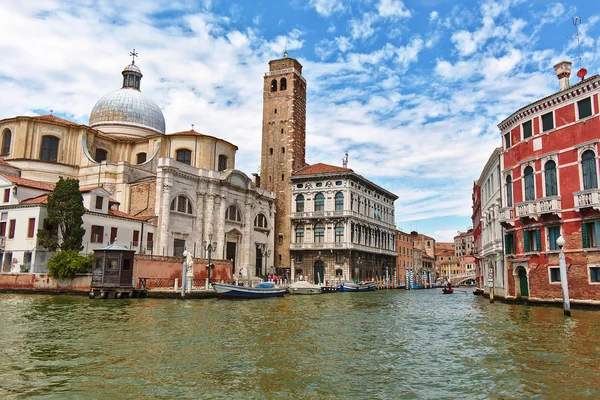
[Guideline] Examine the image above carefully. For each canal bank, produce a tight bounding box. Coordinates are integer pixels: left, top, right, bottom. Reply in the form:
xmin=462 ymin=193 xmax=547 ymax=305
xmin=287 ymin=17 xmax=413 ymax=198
xmin=477 ymin=291 xmax=600 ymax=310
xmin=2 ymin=289 xmax=600 ymax=399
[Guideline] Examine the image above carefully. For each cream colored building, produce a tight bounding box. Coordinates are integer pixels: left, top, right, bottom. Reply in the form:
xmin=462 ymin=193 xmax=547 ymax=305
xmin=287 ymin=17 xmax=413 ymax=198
xmin=0 ymin=58 xmax=274 ymax=277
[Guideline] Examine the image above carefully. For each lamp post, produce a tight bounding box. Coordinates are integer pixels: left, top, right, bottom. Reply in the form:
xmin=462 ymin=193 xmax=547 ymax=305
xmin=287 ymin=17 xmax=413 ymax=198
xmin=260 ymin=244 xmax=271 ymax=282
xmin=181 ymin=250 xmax=188 ymax=299
xmin=557 ymin=235 xmax=571 ymax=316
xmin=203 ymin=234 xmax=217 ymax=290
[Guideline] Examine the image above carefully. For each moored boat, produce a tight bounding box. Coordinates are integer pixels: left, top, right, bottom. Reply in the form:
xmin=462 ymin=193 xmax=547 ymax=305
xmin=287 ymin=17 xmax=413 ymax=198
xmin=442 ymin=287 xmax=454 ymax=294
xmin=213 ymin=282 xmax=286 ymax=299
xmin=287 ymin=280 xmax=322 ymax=295
xmin=338 ymin=281 xmax=377 ymax=292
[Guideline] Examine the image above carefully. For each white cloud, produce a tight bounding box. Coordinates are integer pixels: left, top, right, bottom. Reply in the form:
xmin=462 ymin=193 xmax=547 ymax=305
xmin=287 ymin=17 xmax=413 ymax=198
xmin=377 ymin=0 xmax=411 ymax=19
xmin=349 ymin=12 xmax=379 ymax=40
xmin=395 ymin=37 xmax=424 ymax=69
xmin=429 ymin=11 xmax=439 ymax=22
xmin=309 ymin=0 xmax=344 ymax=17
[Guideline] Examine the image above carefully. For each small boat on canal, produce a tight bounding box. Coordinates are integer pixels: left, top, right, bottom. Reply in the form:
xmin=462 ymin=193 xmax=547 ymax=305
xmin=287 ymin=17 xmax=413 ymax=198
xmin=442 ymin=287 xmax=454 ymax=294
xmin=287 ymin=280 xmax=322 ymax=295
xmin=213 ymin=282 xmax=286 ymax=299
xmin=338 ymin=281 xmax=377 ymax=292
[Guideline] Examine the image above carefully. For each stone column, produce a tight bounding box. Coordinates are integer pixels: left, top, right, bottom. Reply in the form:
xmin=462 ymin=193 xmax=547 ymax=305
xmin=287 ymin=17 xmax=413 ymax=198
xmin=216 ymin=194 xmax=227 ymax=259
xmin=242 ymin=200 xmax=254 ymax=273
xmin=203 ymin=191 xmax=215 ymax=254
xmin=194 ymin=191 xmax=205 ymax=257
xmin=159 ymin=175 xmax=172 ymax=257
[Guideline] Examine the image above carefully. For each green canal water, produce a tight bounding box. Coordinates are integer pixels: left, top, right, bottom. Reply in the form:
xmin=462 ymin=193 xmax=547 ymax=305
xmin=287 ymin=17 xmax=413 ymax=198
xmin=1 ymin=289 xmax=600 ymax=399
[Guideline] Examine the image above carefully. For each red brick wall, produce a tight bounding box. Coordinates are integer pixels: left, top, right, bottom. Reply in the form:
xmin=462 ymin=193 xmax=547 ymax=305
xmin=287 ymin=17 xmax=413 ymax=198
xmin=0 ymin=274 xmax=92 ymax=291
xmin=134 ymin=255 xmax=233 ymax=286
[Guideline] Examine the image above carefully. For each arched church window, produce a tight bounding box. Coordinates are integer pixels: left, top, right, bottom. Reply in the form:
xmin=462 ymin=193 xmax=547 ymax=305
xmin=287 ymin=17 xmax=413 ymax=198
xmin=335 ymin=192 xmax=344 ymax=211
xmin=296 ymin=194 xmax=304 ymax=212
xmin=40 ymin=136 xmax=59 ymax=162
xmin=280 ymin=78 xmax=287 ymax=91
xmin=95 ymin=149 xmax=108 ymax=162
xmin=176 ymin=149 xmax=192 ymax=165
xmin=226 ymin=205 xmax=242 ymax=222
xmin=1 ymin=129 xmax=11 ymax=156
xmin=254 ymin=214 xmax=268 ymax=229
xmin=314 ymin=193 xmax=325 ymax=212
xmin=218 ymin=154 xmax=228 ymax=171
xmin=170 ymin=195 xmax=193 ymax=214
xmin=271 ymin=79 xmax=277 ymax=92
xmin=136 ymin=152 xmax=147 ymax=164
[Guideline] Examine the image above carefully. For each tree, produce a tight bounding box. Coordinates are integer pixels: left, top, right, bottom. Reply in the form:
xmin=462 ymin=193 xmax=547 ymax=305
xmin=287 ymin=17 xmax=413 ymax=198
xmin=37 ymin=177 xmax=86 ymax=252
xmin=47 ymin=251 xmax=93 ymax=279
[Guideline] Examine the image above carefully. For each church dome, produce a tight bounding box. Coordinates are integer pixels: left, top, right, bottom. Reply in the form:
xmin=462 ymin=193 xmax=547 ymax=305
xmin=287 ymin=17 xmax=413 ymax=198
xmin=89 ymin=62 xmax=166 ymax=135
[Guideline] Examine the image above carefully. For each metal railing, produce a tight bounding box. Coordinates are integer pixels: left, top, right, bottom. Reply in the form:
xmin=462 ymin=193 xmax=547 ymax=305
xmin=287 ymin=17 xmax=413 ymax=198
xmin=138 ymin=277 xmax=176 ymax=290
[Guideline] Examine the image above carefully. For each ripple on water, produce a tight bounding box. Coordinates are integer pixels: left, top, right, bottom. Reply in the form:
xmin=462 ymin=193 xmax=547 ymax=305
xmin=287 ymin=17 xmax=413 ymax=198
xmin=1 ymin=291 xmax=600 ymax=399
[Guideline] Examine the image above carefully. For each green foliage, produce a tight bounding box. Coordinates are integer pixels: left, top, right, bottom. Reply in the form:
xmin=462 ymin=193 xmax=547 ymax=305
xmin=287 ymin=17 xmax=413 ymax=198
xmin=37 ymin=177 xmax=86 ymax=252
xmin=47 ymin=251 xmax=93 ymax=279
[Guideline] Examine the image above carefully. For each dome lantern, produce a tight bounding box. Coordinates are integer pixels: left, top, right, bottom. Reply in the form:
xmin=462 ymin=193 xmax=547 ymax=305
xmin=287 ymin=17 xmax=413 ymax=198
xmin=122 ymin=49 xmax=142 ymax=90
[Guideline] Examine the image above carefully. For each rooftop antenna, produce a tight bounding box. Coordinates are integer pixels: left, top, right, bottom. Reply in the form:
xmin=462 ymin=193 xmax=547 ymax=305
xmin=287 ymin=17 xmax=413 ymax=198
xmin=130 ymin=48 xmax=138 ymax=65
xmin=571 ymin=17 xmax=588 ymax=81
xmin=342 ymin=151 xmax=349 ymax=168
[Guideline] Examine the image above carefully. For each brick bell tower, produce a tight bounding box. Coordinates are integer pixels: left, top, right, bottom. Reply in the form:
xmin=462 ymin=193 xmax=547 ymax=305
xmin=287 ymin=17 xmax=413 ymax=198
xmin=260 ymin=52 xmax=307 ymax=271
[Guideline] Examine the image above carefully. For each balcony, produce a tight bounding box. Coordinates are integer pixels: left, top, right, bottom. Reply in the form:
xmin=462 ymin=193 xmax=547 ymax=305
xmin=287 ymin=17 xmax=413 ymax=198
xmin=515 ymin=201 xmax=537 ymax=222
xmin=574 ymin=189 xmax=600 ymax=212
xmin=498 ymin=207 xmax=515 ymax=227
xmin=536 ymin=196 xmax=561 ymax=218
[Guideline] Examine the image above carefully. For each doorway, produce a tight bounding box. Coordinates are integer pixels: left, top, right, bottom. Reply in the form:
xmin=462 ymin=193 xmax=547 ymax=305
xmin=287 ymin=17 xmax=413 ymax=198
xmin=517 ymin=266 xmax=529 ymax=297
xmin=314 ymin=260 xmax=324 ymax=284
xmin=226 ymin=242 xmax=237 ymax=277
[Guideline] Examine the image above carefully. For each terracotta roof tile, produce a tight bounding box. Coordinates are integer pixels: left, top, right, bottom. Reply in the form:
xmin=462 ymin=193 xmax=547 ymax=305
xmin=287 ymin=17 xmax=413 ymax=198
xmin=169 ymin=129 xmax=205 ymax=136
xmin=21 ymin=194 xmax=50 ymax=205
xmin=293 ymin=163 xmax=353 ymax=176
xmin=108 ymin=209 xmax=155 ymax=221
xmin=33 ymin=114 xmax=79 ymax=126
xmin=0 ymin=174 xmax=55 ymax=191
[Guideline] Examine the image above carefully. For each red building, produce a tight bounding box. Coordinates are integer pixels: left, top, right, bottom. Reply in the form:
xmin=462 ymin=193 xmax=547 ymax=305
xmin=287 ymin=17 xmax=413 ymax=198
xmin=471 ymin=181 xmax=482 ymax=288
xmin=499 ymin=61 xmax=600 ymax=302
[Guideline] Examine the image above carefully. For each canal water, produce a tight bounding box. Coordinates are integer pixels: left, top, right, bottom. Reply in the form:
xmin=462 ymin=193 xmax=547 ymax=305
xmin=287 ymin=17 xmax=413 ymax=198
xmin=1 ymin=289 xmax=599 ymax=399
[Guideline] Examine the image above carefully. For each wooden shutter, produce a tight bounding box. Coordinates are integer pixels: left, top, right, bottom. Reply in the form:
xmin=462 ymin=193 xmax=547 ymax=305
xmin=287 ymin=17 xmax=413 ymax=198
xmin=27 ymin=218 xmax=35 ymax=238
xmin=535 ymin=229 xmax=542 ymax=251
xmin=582 ymin=223 xmax=590 ymax=248
xmin=505 ymin=234 xmax=512 ymax=254
xmin=594 ymin=222 xmax=600 ymax=248
xmin=524 ymin=231 xmax=530 ymax=252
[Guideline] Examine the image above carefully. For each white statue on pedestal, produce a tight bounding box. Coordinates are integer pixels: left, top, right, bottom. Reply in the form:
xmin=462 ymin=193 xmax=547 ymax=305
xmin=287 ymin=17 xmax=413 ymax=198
xmin=186 ymin=252 xmax=194 ymax=278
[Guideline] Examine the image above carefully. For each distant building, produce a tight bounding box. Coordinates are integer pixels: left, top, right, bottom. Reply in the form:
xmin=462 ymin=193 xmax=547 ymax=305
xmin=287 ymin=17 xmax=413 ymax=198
xmin=454 ymin=230 xmax=474 ymax=258
xmin=410 ymin=231 xmax=436 ymax=287
xmin=396 ymin=230 xmax=414 ymax=287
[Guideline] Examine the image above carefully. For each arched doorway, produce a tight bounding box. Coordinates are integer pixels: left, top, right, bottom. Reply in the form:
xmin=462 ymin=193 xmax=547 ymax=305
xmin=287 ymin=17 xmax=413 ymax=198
xmin=314 ymin=260 xmax=324 ymax=284
xmin=516 ymin=266 xmax=529 ymax=297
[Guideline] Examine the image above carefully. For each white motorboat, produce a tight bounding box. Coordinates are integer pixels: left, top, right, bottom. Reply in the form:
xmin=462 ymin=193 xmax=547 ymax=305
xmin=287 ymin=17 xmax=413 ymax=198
xmin=287 ymin=280 xmax=322 ymax=295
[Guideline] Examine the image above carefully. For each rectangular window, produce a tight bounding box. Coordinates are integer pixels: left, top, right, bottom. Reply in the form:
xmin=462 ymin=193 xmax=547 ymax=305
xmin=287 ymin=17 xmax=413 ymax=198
xmin=95 ymin=196 xmax=104 ymax=210
xmin=524 ymin=229 xmax=541 ymax=253
xmin=110 ymin=227 xmax=118 ymax=243
xmin=336 ymin=253 xmax=344 ymax=263
xmin=522 ymin=120 xmax=533 ymax=139
xmin=578 ymin=97 xmax=592 ymax=119
xmin=3 ymin=188 xmax=9 ymax=203
xmin=8 ymin=219 xmax=15 ymax=239
xmin=582 ymin=221 xmax=600 ymax=249
xmin=27 ymin=218 xmax=35 ymax=238
xmin=91 ymin=225 xmax=104 ymax=243
xmin=547 ymin=226 xmax=561 ymax=251
xmin=133 ymin=230 xmax=140 ymax=246
xmin=590 ymin=266 xmax=600 ymax=283
xmin=147 ymin=232 xmax=154 ymax=250
xmin=295 ymin=253 xmax=303 ymax=263
xmin=0 ymin=221 xmax=5 ymax=237
xmin=549 ymin=267 xmax=561 ymax=283
xmin=541 ymin=112 xmax=554 ymax=132
xmin=109 ymin=259 xmax=118 ymax=270
xmin=504 ymin=233 xmax=514 ymax=255
xmin=504 ymin=132 xmax=511 ymax=149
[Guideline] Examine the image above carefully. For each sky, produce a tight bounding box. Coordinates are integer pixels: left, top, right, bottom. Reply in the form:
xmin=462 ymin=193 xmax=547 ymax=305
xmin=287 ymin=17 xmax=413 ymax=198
xmin=0 ymin=0 xmax=599 ymax=242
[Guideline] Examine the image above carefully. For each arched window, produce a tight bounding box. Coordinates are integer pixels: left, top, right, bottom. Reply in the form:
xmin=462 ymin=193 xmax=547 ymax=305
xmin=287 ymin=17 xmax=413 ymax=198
xmin=295 ymin=194 xmax=305 ymax=212
xmin=335 ymin=223 xmax=344 ymax=243
xmin=544 ymin=160 xmax=558 ymax=196
xmin=136 ymin=152 xmax=147 ymax=164
xmin=218 ymin=154 xmax=228 ymax=171
xmin=295 ymin=225 xmax=304 ymax=243
xmin=335 ymin=192 xmax=344 ymax=211
xmin=506 ymin=175 xmax=513 ymax=207
xmin=582 ymin=150 xmax=598 ymax=190
xmin=280 ymin=78 xmax=287 ymax=91
xmin=314 ymin=193 xmax=325 ymax=211
xmin=254 ymin=213 xmax=268 ymax=229
xmin=314 ymin=223 xmax=324 ymax=243
xmin=95 ymin=149 xmax=108 ymax=162
xmin=524 ymin=166 xmax=535 ymax=201
xmin=176 ymin=149 xmax=192 ymax=165
xmin=170 ymin=195 xmax=193 ymax=214
xmin=225 ymin=205 xmax=242 ymax=222
xmin=270 ymin=79 xmax=277 ymax=92
xmin=40 ymin=136 xmax=59 ymax=162
xmin=1 ymin=129 xmax=11 ymax=156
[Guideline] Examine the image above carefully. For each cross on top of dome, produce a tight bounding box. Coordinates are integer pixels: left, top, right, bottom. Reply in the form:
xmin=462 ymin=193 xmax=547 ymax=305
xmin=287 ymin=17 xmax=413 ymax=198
xmin=130 ymin=48 xmax=138 ymax=64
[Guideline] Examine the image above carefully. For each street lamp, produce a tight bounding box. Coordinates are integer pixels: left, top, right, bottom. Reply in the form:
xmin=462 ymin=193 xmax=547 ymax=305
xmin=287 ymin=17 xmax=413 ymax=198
xmin=260 ymin=244 xmax=271 ymax=282
xmin=202 ymin=234 xmax=217 ymax=289
xmin=557 ymin=235 xmax=571 ymax=316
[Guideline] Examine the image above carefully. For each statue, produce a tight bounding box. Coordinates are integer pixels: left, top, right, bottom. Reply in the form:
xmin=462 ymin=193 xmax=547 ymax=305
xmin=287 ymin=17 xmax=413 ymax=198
xmin=186 ymin=252 xmax=194 ymax=278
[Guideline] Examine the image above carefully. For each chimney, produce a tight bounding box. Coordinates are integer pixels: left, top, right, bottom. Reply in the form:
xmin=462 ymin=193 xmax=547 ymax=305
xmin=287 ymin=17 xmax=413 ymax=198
xmin=553 ymin=61 xmax=572 ymax=91
xmin=252 ymin=173 xmax=260 ymax=187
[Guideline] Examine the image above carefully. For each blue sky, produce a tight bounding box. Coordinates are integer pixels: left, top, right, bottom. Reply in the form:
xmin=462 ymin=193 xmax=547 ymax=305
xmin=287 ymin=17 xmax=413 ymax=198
xmin=0 ymin=0 xmax=599 ymax=242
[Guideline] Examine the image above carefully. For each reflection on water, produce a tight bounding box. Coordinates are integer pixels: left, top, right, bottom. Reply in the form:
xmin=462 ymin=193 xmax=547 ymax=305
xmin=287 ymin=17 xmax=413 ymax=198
xmin=1 ymin=290 xmax=600 ymax=399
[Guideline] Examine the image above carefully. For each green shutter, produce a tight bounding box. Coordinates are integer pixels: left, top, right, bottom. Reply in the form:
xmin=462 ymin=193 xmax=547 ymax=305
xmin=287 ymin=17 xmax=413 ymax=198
xmin=594 ymin=222 xmax=600 ymax=249
xmin=505 ymin=234 xmax=512 ymax=255
xmin=524 ymin=231 xmax=530 ymax=253
xmin=582 ymin=223 xmax=590 ymax=248
xmin=535 ymin=229 xmax=542 ymax=252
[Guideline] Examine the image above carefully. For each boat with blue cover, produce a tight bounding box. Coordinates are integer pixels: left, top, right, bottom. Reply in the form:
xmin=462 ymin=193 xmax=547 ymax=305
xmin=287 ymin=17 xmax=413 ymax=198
xmin=338 ymin=281 xmax=377 ymax=292
xmin=212 ymin=282 xmax=286 ymax=299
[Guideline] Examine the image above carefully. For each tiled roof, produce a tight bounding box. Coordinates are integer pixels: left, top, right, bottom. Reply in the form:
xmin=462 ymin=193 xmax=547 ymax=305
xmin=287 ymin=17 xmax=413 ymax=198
xmin=293 ymin=163 xmax=353 ymax=176
xmin=21 ymin=194 xmax=50 ymax=205
xmin=108 ymin=209 xmax=155 ymax=221
xmin=0 ymin=174 xmax=55 ymax=191
xmin=33 ymin=114 xmax=79 ymax=126
xmin=169 ymin=129 xmax=205 ymax=136
xmin=0 ymin=158 xmax=14 ymax=167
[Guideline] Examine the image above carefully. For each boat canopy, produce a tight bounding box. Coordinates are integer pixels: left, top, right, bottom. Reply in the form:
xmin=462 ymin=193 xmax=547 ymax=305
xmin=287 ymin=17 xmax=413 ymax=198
xmin=256 ymin=282 xmax=277 ymax=288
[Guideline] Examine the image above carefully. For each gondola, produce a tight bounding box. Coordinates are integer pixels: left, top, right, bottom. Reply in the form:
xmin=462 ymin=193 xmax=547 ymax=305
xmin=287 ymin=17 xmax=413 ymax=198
xmin=442 ymin=287 xmax=454 ymax=294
